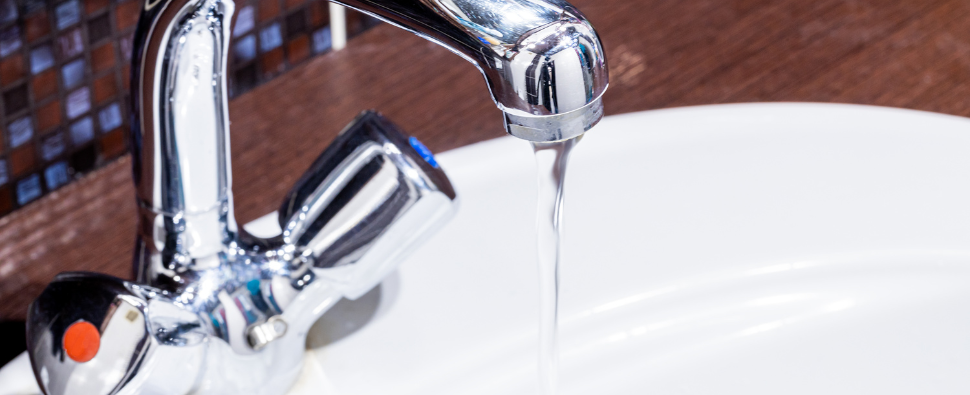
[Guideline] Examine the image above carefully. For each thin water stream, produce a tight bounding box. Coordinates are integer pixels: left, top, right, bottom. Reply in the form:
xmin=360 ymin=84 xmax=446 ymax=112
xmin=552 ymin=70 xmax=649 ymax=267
xmin=532 ymin=135 xmax=581 ymax=395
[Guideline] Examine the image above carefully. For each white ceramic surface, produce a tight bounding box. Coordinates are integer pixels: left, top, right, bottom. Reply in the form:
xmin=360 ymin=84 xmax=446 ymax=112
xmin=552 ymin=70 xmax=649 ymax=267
xmin=4 ymin=103 xmax=970 ymax=394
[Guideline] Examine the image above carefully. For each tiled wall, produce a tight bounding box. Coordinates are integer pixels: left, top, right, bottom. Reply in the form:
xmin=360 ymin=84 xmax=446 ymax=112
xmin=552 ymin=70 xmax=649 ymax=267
xmin=0 ymin=0 xmax=378 ymax=218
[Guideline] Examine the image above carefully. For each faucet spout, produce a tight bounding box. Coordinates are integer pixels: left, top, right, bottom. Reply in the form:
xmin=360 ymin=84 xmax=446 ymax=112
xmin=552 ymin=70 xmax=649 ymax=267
xmin=336 ymin=0 xmax=610 ymax=141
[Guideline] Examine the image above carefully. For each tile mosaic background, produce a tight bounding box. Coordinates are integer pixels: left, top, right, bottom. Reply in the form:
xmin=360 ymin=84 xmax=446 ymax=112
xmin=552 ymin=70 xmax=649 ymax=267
xmin=0 ymin=0 xmax=379 ymax=217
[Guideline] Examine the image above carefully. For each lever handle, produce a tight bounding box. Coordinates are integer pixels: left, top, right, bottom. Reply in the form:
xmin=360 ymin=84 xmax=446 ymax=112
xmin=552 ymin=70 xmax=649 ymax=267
xmin=278 ymin=111 xmax=458 ymax=299
xmin=26 ymin=273 xmax=206 ymax=395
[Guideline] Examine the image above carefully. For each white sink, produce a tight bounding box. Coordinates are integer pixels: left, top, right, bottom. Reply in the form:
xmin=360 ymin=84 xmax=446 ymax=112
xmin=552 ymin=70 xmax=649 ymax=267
xmin=4 ymin=103 xmax=970 ymax=394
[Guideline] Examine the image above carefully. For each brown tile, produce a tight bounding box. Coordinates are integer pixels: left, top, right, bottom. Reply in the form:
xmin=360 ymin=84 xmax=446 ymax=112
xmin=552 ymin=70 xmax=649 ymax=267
xmin=9 ymin=143 xmax=36 ymax=176
xmin=260 ymin=47 xmax=285 ymax=78
xmin=259 ymin=0 xmax=281 ymax=22
xmin=121 ymin=65 xmax=130 ymax=91
xmin=99 ymin=128 xmax=125 ymax=158
xmin=0 ymin=54 xmax=25 ymax=84
xmin=308 ymin=1 xmax=328 ymax=28
xmin=92 ymin=74 xmax=116 ymax=104
xmin=286 ymin=35 xmax=309 ymax=64
xmin=84 ymin=0 xmax=109 ymax=14
xmin=0 ymin=186 xmax=12 ymax=214
xmin=115 ymin=0 xmax=141 ymax=31
xmin=31 ymin=70 xmax=58 ymax=100
xmin=91 ymin=43 xmax=115 ymax=73
xmin=25 ymin=12 xmax=50 ymax=42
xmin=36 ymin=100 xmax=62 ymax=132
xmin=285 ymin=0 xmax=306 ymax=10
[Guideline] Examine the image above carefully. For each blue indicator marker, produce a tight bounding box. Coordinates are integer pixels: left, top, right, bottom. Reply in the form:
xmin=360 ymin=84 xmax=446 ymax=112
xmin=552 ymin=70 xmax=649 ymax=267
xmin=247 ymin=279 xmax=260 ymax=295
xmin=409 ymin=136 xmax=439 ymax=168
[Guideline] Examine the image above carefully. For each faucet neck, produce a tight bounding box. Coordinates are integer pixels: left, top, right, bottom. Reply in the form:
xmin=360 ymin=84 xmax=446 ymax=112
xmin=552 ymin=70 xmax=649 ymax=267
xmin=131 ymin=0 xmax=237 ymax=264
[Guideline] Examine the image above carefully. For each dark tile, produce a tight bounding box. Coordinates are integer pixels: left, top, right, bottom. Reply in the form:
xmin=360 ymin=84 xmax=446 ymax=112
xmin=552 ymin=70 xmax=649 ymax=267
xmin=55 ymin=0 xmax=83 ymax=30
xmin=57 ymin=28 xmax=84 ymax=58
xmin=0 ymin=186 xmax=11 ymax=214
xmin=36 ymin=100 xmax=61 ymax=132
xmin=0 ymin=159 xmax=7 ymax=186
xmin=259 ymin=23 xmax=283 ymax=52
xmin=22 ymin=0 xmax=47 ymax=15
xmin=3 ymin=84 xmax=29 ymax=115
xmin=259 ymin=0 xmax=281 ymax=22
xmin=69 ymin=116 xmax=93 ymax=144
xmin=65 ymin=87 xmax=90 ymax=119
xmin=69 ymin=144 xmax=96 ymax=173
xmin=233 ymin=5 xmax=254 ymax=37
xmin=121 ymin=64 xmax=130 ymax=90
xmin=90 ymin=42 xmax=114 ymax=73
xmin=311 ymin=26 xmax=331 ymax=54
xmin=24 ymin=12 xmax=50 ymax=42
xmin=346 ymin=10 xmax=366 ymax=36
xmin=87 ymin=13 xmax=111 ymax=43
xmin=97 ymin=102 xmax=120 ymax=132
xmin=308 ymin=1 xmax=328 ymax=28
xmin=0 ymin=0 xmax=17 ymax=25
xmin=44 ymin=161 xmax=69 ymax=189
xmin=0 ymin=54 xmax=25 ymax=84
xmin=84 ymin=0 xmax=109 ymax=15
xmin=29 ymin=44 xmax=55 ymax=74
xmin=31 ymin=70 xmax=58 ymax=100
xmin=0 ymin=25 xmax=21 ymax=58
xmin=285 ymin=10 xmax=307 ymax=38
xmin=115 ymin=0 xmax=141 ymax=31
xmin=285 ymin=0 xmax=306 ymax=10
xmin=92 ymin=74 xmax=115 ymax=104
xmin=39 ymin=131 xmax=66 ymax=161
xmin=9 ymin=143 xmax=35 ymax=176
xmin=99 ymin=128 xmax=124 ymax=158
xmin=15 ymin=174 xmax=42 ymax=205
xmin=287 ymin=34 xmax=309 ymax=64
xmin=233 ymin=63 xmax=257 ymax=95
xmin=233 ymin=34 xmax=256 ymax=64
xmin=8 ymin=117 xmax=33 ymax=148
xmin=260 ymin=47 xmax=284 ymax=78
xmin=61 ymin=58 xmax=86 ymax=89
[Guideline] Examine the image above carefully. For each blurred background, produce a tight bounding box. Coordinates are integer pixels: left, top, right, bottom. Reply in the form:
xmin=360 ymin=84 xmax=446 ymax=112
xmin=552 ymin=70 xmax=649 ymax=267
xmin=0 ymin=0 xmax=969 ymax=366
xmin=0 ymin=0 xmax=379 ymax=218
xmin=0 ymin=0 xmax=384 ymax=365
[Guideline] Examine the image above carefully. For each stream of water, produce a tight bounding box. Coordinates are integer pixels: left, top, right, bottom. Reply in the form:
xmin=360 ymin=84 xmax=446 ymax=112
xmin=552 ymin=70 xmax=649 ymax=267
xmin=532 ymin=135 xmax=581 ymax=395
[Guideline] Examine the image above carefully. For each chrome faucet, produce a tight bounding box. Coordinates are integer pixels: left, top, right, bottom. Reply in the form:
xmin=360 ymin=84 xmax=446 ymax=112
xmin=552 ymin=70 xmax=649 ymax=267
xmin=25 ymin=0 xmax=608 ymax=394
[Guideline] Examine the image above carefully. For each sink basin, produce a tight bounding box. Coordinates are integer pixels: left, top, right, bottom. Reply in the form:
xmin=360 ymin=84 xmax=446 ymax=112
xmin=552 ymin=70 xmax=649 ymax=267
xmin=4 ymin=102 xmax=970 ymax=394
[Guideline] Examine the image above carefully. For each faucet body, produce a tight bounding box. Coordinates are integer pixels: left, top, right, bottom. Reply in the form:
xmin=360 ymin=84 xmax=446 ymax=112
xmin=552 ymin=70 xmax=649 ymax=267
xmin=25 ymin=0 xmax=608 ymax=394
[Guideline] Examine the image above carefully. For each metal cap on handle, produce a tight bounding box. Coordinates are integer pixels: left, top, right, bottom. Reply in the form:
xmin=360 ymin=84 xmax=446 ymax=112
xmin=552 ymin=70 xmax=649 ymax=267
xmin=27 ymin=273 xmax=206 ymax=395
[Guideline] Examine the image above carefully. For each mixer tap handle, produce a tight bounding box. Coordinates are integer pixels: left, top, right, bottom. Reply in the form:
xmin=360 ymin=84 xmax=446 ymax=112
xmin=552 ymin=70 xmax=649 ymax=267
xmin=26 ymin=272 xmax=206 ymax=395
xmin=277 ymin=111 xmax=458 ymax=299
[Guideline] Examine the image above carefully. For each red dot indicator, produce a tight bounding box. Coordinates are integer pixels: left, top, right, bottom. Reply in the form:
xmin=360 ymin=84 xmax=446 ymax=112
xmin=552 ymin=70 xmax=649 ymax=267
xmin=63 ymin=320 xmax=100 ymax=363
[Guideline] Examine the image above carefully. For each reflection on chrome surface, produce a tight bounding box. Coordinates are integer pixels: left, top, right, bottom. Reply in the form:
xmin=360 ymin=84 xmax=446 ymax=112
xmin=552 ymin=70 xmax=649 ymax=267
xmin=28 ymin=111 xmax=457 ymax=395
xmin=25 ymin=0 xmax=607 ymax=393
xmin=333 ymin=0 xmax=610 ymax=141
